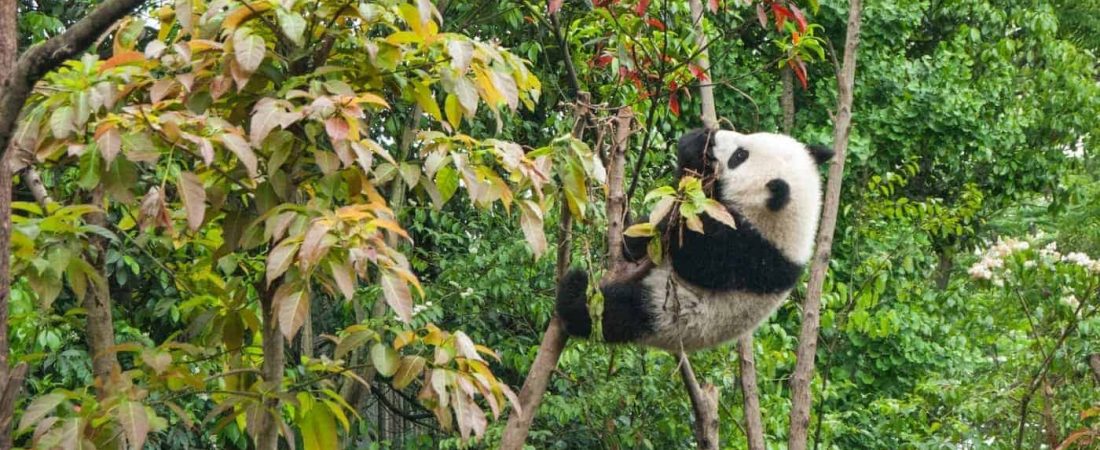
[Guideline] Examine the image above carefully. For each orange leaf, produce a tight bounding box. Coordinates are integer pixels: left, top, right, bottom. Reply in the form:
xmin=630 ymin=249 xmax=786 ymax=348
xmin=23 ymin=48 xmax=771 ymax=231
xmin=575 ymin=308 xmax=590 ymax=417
xmin=100 ymin=51 xmax=145 ymax=72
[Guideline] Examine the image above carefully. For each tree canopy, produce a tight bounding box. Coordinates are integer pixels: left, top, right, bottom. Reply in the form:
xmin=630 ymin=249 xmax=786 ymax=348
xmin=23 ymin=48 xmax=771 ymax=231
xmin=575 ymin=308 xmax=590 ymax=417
xmin=1 ymin=0 xmax=1098 ymax=449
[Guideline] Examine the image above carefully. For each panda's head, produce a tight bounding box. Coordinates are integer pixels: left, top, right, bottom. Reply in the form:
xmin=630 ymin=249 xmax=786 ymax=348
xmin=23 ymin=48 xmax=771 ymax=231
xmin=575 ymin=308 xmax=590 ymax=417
xmin=677 ymin=128 xmax=833 ymax=263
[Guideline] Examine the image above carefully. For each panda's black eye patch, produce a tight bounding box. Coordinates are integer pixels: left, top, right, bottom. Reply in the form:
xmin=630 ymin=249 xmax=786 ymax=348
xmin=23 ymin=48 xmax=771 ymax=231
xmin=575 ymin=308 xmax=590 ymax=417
xmin=728 ymin=147 xmax=750 ymax=170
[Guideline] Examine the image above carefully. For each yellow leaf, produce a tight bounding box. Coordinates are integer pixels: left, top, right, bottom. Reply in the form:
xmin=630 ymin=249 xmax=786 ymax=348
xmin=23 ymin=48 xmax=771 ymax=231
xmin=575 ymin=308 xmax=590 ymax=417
xmin=624 ymin=223 xmax=656 ymax=237
xmin=444 ymin=94 xmax=462 ymax=129
xmin=223 ymin=2 xmax=271 ymax=30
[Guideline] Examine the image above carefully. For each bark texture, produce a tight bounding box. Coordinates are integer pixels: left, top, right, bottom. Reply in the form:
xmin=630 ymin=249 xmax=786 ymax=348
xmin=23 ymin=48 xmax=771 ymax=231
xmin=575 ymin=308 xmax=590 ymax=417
xmin=787 ymin=2 xmax=863 ymax=449
xmin=257 ymin=285 xmax=286 ymax=450
xmin=679 ymin=352 xmax=719 ymax=450
xmin=0 ymin=0 xmax=20 ymax=445
xmin=86 ymin=186 xmax=120 ymax=395
xmin=688 ymin=0 xmax=717 ymax=130
xmin=738 ymin=337 xmax=766 ymax=450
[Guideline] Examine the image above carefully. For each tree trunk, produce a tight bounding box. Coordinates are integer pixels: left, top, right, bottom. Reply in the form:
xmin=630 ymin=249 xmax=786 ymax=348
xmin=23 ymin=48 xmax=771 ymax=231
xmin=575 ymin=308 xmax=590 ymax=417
xmin=679 ymin=352 xmax=719 ymax=450
xmin=0 ymin=0 xmax=19 ymax=444
xmin=0 ymin=153 xmax=23 ymax=450
xmin=1040 ymin=381 xmax=1059 ymax=449
xmin=689 ymin=0 xmax=717 ymax=130
xmin=787 ymin=2 xmax=863 ymax=450
xmin=501 ymin=98 xmax=598 ymax=450
xmin=86 ymin=185 xmax=120 ymax=396
xmin=738 ymin=337 xmax=766 ymax=450
xmin=257 ymin=285 xmax=285 ymax=450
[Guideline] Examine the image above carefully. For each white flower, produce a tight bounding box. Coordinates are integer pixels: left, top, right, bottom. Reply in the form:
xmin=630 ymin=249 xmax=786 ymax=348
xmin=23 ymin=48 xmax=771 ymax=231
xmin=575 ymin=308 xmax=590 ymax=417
xmin=968 ymin=264 xmax=993 ymax=280
xmin=1063 ymin=252 xmax=1094 ymax=268
xmin=992 ymin=278 xmax=1004 ymax=287
xmin=1061 ymin=295 xmax=1079 ymax=309
xmin=1023 ymin=260 xmax=1037 ymax=269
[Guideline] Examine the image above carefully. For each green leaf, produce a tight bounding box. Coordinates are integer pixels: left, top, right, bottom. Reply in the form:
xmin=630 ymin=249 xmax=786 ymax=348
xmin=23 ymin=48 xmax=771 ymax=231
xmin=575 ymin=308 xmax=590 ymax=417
xmin=435 ymin=166 xmax=459 ymax=204
xmin=414 ymin=82 xmax=442 ymax=122
xmin=301 ymin=399 xmax=338 ymax=450
xmin=276 ymin=8 xmax=306 ymax=46
xmin=371 ymin=342 xmax=400 ymax=377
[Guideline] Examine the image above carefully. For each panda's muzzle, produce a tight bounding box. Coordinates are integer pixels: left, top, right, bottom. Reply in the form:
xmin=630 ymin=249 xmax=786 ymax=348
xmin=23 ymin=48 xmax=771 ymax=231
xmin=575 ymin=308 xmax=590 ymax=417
xmin=765 ymin=179 xmax=790 ymax=211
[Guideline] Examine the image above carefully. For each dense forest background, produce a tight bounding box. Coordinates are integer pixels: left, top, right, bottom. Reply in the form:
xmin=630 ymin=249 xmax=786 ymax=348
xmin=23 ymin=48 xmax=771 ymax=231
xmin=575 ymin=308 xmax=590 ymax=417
xmin=1 ymin=0 xmax=1098 ymax=449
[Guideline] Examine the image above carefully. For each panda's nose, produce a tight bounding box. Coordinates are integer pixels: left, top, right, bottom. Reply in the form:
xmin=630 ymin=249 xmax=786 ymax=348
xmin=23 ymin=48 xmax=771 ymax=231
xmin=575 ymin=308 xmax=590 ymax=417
xmin=766 ymin=178 xmax=790 ymax=211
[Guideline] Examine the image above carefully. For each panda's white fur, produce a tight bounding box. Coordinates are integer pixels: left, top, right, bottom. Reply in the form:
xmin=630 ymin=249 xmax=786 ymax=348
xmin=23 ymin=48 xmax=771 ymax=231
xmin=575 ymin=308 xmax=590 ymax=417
xmin=555 ymin=128 xmax=832 ymax=353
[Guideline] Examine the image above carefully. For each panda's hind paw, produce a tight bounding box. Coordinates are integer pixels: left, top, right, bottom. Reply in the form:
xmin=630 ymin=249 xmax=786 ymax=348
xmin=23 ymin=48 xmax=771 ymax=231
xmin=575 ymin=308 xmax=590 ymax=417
xmin=555 ymin=269 xmax=592 ymax=338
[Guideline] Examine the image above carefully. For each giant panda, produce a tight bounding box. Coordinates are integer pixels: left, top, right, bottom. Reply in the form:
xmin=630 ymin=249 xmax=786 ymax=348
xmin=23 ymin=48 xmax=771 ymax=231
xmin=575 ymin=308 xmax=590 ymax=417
xmin=555 ymin=128 xmax=834 ymax=352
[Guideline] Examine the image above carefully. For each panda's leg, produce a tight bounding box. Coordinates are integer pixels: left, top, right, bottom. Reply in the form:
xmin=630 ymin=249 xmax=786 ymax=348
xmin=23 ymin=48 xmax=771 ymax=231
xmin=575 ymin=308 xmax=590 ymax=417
xmin=555 ymin=269 xmax=592 ymax=337
xmin=599 ymin=278 xmax=655 ymax=344
xmin=556 ymin=269 xmax=655 ymax=343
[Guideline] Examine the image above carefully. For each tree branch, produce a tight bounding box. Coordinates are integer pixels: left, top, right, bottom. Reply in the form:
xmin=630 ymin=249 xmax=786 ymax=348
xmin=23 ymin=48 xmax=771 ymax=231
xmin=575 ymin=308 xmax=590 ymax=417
xmin=738 ymin=336 xmax=766 ymax=450
xmin=679 ymin=351 xmax=719 ymax=450
xmin=500 ymin=94 xmax=592 ymax=450
xmin=787 ymin=2 xmax=863 ymax=450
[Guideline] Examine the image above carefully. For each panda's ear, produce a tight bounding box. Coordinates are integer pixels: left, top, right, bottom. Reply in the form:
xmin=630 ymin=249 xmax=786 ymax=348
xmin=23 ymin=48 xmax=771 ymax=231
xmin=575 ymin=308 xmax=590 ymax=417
xmin=807 ymin=144 xmax=835 ymax=165
xmin=677 ymin=128 xmax=716 ymax=176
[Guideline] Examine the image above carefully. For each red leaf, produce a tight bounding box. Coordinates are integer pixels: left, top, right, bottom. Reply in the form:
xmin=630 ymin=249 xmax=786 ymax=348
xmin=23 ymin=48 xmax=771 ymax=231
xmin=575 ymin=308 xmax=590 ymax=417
xmin=756 ymin=3 xmax=768 ymax=29
xmin=689 ymin=64 xmax=710 ymax=82
xmin=789 ymin=59 xmax=808 ymax=89
xmin=635 ymin=0 xmax=650 ymax=16
xmin=790 ymin=4 xmax=808 ymax=32
xmin=645 ymin=17 xmax=666 ymax=30
xmin=772 ymin=3 xmax=792 ymax=31
xmin=593 ymin=54 xmax=613 ymax=68
xmin=669 ymin=90 xmax=680 ymax=116
xmin=548 ymin=0 xmax=562 ymax=14
xmin=708 ymin=0 xmax=719 ymax=13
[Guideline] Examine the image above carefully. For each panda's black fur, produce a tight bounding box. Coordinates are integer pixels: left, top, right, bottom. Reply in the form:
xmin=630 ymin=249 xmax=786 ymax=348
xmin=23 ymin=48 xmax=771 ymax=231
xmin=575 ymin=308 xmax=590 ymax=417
xmin=555 ymin=128 xmax=833 ymax=352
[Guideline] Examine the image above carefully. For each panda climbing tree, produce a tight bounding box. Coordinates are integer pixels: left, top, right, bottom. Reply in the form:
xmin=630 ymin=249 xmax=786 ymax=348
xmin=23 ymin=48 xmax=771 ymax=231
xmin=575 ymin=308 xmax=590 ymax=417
xmin=556 ymin=128 xmax=834 ymax=352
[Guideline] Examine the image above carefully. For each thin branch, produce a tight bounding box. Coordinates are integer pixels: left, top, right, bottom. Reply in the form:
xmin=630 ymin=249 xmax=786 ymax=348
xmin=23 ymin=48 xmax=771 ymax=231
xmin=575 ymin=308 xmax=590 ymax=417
xmin=679 ymin=351 xmax=719 ymax=450
xmin=738 ymin=336 xmax=766 ymax=450
xmin=787 ymin=2 xmax=863 ymax=450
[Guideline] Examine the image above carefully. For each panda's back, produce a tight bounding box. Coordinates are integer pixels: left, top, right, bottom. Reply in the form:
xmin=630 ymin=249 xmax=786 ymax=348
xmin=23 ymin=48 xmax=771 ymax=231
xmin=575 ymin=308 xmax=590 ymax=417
xmin=636 ymin=263 xmax=791 ymax=352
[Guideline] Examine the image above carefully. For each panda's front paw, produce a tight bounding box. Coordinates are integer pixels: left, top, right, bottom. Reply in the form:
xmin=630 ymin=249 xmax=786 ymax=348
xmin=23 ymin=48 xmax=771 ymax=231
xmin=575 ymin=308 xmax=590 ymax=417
xmin=766 ymin=178 xmax=790 ymax=211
